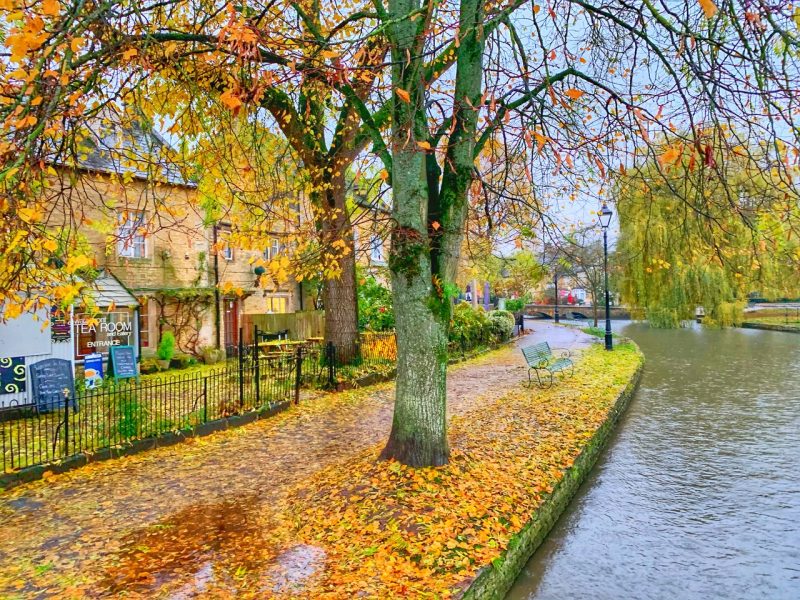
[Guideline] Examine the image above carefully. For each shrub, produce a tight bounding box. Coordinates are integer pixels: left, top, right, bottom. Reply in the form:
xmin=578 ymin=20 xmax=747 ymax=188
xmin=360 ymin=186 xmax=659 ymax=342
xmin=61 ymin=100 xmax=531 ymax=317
xmin=139 ymin=357 xmax=163 ymax=374
xmin=170 ymin=352 xmax=196 ymax=369
xmin=157 ymin=331 xmax=176 ymax=361
xmin=504 ymin=295 xmax=530 ymax=312
xmin=488 ymin=310 xmax=515 ymax=341
xmin=450 ymin=303 xmax=491 ymax=350
xmin=358 ymin=272 xmax=395 ymax=331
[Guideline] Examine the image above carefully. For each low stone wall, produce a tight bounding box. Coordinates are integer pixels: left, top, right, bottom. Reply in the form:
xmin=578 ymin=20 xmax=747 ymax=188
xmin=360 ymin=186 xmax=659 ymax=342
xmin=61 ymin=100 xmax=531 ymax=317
xmin=741 ymin=322 xmax=800 ymax=334
xmin=461 ymin=358 xmax=644 ymax=600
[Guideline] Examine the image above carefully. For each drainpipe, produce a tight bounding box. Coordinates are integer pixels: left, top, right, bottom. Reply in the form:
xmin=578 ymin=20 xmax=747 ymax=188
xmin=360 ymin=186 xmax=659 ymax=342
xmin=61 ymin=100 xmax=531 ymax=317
xmin=212 ymin=225 xmax=221 ymax=349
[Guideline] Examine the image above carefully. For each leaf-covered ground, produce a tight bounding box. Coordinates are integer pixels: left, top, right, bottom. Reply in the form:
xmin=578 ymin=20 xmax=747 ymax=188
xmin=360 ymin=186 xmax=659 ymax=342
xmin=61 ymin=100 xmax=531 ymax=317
xmin=0 ymin=325 xmax=641 ymax=599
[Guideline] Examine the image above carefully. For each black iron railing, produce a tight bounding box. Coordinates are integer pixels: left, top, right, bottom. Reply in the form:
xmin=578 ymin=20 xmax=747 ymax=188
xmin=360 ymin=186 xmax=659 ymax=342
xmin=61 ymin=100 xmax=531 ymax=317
xmin=0 ymin=327 xmax=498 ymax=475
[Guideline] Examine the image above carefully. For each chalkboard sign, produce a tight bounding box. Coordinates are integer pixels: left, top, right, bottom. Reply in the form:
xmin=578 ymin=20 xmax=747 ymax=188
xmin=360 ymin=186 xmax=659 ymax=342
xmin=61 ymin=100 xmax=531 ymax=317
xmin=29 ymin=359 xmax=76 ymax=413
xmin=109 ymin=345 xmax=138 ymax=382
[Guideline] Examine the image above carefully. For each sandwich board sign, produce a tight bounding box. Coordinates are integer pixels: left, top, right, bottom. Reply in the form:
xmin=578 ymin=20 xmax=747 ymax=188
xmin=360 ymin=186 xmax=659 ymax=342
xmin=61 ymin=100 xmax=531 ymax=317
xmin=108 ymin=345 xmax=138 ymax=382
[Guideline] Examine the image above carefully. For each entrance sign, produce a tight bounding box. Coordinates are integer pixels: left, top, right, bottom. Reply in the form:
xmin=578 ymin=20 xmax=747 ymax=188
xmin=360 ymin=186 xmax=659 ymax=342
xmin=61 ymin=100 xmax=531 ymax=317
xmin=74 ymin=311 xmax=135 ymax=358
xmin=29 ymin=359 xmax=76 ymax=412
xmin=83 ymin=353 xmax=104 ymax=389
xmin=109 ymin=345 xmax=137 ymax=382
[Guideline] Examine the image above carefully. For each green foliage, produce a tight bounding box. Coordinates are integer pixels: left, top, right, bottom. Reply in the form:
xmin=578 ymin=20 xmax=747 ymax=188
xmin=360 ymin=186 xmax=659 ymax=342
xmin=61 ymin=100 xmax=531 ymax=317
xmin=116 ymin=391 xmax=143 ymax=439
xmin=139 ymin=357 xmax=164 ymax=375
xmin=157 ymin=331 xmax=176 ymax=361
xmin=358 ymin=271 xmax=394 ymax=331
xmin=504 ymin=295 xmax=531 ymax=312
xmin=616 ymin=145 xmax=800 ymax=328
xmin=488 ymin=310 xmax=515 ymax=341
xmin=449 ymin=304 xmax=514 ymax=348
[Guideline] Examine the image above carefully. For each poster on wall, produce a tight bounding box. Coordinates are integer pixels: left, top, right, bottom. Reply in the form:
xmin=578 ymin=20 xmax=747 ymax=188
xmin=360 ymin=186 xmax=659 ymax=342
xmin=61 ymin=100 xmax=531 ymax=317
xmin=50 ymin=307 xmax=71 ymax=342
xmin=0 ymin=357 xmax=26 ymax=394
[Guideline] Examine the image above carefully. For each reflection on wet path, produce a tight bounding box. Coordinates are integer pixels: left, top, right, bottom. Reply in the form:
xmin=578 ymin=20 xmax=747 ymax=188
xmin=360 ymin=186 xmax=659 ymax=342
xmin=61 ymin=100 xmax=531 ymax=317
xmin=0 ymin=335 xmax=547 ymax=597
xmin=507 ymin=324 xmax=800 ymax=600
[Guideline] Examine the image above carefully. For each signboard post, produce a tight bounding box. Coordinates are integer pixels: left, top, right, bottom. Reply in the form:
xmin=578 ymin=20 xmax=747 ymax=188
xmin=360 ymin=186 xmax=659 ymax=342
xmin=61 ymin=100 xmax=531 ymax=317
xmin=109 ymin=345 xmax=138 ymax=383
xmin=29 ymin=359 xmax=76 ymax=413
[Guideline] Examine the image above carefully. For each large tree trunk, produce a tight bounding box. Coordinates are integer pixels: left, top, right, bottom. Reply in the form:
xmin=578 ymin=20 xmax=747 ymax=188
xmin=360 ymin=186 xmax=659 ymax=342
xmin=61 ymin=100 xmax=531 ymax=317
xmin=381 ymin=0 xmax=484 ymax=467
xmin=382 ymin=260 xmax=450 ymax=466
xmin=314 ymin=170 xmax=360 ymax=351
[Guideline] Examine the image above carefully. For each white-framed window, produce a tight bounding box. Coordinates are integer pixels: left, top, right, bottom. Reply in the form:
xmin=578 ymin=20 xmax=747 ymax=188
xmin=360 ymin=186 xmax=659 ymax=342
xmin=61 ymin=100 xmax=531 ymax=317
xmin=222 ymin=242 xmax=234 ymax=261
xmin=370 ymin=235 xmax=385 ymax=264
xmin=264 ymin=238 xmax=281 ymax=261
xmin=117 ymin=210 xmax=146 ymax=258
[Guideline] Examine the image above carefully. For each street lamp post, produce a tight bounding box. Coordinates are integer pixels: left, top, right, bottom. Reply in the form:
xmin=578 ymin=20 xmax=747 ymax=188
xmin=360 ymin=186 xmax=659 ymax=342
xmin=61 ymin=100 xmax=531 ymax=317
xmin=553 ymin=271 xmax=560 ymax=323
xmin=598 ymin=203 xmax=613 ymax=350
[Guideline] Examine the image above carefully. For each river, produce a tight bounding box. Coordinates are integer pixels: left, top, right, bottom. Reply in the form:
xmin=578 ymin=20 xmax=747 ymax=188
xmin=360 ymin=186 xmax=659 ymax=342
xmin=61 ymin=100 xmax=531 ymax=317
xmin=507 ymin=322 xmax=800 ymax=600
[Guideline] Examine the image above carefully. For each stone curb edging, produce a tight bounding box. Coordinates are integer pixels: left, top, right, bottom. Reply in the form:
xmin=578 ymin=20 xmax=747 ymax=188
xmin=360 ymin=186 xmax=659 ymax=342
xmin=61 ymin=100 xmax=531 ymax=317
xmin=0 ymin=336 xmax=521 ymax=491
xmin=460 ymin=355 xmax=645 ymax=600
xmin=740 ymin=322 xmax=800 ymax=333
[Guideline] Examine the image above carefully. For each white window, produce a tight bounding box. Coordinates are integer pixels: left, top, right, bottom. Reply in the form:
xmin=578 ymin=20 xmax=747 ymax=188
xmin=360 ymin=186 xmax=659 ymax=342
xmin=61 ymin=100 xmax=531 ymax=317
xmin=222 ymin=242 xmax=234 ymax=261
xmin=370 ymin=235 xmax=385 ymax=263
xmin=264 ymin=238 xmax=280 ymax=261
xmin=117 ymin=211 xmax=146 ymax=258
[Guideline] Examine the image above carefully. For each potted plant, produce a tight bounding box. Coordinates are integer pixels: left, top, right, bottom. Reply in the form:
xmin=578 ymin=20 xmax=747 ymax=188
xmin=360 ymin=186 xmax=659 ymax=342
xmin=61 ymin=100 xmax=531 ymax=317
xmin=156 ymin=331 xmax=176 ymax=370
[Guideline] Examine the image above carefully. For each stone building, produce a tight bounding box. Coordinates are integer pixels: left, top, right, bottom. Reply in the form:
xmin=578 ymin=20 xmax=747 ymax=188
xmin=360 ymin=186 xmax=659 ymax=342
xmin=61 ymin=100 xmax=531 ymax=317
xmin=50 ymin=119 xmax=303 ymax=359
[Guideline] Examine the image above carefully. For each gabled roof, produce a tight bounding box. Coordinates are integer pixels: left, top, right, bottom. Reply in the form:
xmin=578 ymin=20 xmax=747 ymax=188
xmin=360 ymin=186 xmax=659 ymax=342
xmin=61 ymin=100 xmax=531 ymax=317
xmin=53 ymin=114 xmax=196 ymax=188
xmin=86 ymin=270 xmax=139 ymax=308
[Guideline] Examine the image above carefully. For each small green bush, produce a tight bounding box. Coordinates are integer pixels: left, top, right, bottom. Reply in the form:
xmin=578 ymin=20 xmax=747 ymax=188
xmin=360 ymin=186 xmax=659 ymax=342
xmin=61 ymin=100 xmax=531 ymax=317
xmin=157 ymin=331 xmax=176 ymax=361
xmin=139 ymin=357 xmax=163 ymax=374
xmin=170 ymin=353 xmax=196 ymax=369
xmin=504 ymin=295 xmax=530 ymax=312
xmin=488 ymin=310 xmax=515 ymax=341
xmin=450 ymin=303 xmax=491 ymax=350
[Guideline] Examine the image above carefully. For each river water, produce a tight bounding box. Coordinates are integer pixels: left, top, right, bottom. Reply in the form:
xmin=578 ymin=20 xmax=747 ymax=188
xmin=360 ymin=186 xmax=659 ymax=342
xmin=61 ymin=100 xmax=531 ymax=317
xmin=507 ymin=322 xmax=800 ymax=600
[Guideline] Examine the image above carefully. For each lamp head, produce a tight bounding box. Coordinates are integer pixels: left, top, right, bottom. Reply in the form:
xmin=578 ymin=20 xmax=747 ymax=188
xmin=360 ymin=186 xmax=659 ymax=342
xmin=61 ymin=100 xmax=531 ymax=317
xmin=598 ymin=203 xmax=613 ymax=229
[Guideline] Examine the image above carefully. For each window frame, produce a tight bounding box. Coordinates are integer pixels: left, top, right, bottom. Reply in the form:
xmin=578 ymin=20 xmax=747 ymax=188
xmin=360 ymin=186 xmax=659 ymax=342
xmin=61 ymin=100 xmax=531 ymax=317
xmin=116 ymin=210 xmax=147 ymax=259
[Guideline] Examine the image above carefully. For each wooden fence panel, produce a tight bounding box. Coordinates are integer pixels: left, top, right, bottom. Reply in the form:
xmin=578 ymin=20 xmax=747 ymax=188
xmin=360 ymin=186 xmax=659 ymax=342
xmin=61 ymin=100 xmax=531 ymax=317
xmin=242 ymin=311 xmax=325 ymax=341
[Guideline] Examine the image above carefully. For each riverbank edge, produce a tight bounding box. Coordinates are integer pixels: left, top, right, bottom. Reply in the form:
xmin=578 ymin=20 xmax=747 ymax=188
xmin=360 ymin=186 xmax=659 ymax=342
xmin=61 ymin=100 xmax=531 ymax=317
xmin=461 ymin=348 xmax=644 ymax=600
xmin=0 ymin=337 xmax=518 ymax=491
xmin=740 ymin=321 xmax=800 ymax=333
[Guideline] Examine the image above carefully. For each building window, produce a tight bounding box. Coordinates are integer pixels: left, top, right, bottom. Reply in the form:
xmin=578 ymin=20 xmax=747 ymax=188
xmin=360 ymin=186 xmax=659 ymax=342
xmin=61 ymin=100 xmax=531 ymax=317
xmin=265 ymin=295 xmax=288 ymax=314
xmin=264 ymin=238 xmax=281 ymax=261
xmin=117 ymin=210 xmax=146 ymax=258
xmin=370 ymin=235 xmax=385 ymax=264
xmin=138 ymin=304 xmax=150 ymax=348
xmin=222 ymin=242 xmax=234 ymax=261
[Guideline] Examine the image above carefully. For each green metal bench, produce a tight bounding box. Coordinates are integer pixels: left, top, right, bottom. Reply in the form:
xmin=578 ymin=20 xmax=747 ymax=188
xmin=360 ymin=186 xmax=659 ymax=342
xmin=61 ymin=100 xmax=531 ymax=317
xmin=522 ymin=341 xmax=574 ymax=388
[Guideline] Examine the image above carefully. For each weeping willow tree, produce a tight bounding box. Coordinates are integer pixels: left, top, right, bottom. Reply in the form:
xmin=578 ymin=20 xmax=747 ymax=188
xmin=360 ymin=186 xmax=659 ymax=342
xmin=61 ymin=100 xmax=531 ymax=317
xmin=616 ymin=143 xmax=800 ymax=328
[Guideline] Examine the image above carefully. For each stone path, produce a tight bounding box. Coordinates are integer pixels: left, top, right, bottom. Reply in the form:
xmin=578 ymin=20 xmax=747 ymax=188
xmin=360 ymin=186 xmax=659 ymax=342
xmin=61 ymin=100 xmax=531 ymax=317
xmin=0 ymin=323 xmax=593 ymax=598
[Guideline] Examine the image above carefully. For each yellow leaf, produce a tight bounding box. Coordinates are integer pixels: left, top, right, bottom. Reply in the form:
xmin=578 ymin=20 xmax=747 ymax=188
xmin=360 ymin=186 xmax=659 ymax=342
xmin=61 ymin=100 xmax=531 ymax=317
xmin=43 ymin=239 xmax=58 ymax=252
xmin=42 ymin=0 xmax=59 ymax=16
xmin=564 ymin=88 xmax=585 ymax=100
xmin=416 ymin=140 xmax=432 ymax=151
xmin=220 ymin=89 xmax=242 ymax=111
xmin=71 ymin=37 xmax=85 ymax=53
xmin=396 ymin=88 xmax=411 ymax=103
xmin=122 ymin=48 xmax=138 ymax=60
xmin=379 ymin=169 xmax=389 ymax=182
xmin=698 ymin=0 xmax=717 ymax=18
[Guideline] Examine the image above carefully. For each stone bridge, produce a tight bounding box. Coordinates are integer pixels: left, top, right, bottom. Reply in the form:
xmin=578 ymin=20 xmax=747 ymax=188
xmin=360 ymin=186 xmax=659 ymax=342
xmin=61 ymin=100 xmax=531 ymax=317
xmin=523 ymin=304 xmax=633 ymax=321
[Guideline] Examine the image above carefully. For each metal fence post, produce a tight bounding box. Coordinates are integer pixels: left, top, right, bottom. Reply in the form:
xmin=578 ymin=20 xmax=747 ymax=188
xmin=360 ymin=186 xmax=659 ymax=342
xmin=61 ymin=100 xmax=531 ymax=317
xmin=254 ymin=325 xmax=260 ymax=405
xmin=238 ymin=328 xmax=244 ymax=408
xmin=203 ymin=376 xmax=208 ymax=423
xmin=62 ymin=389 xmax=70 ymax=458
xmin=326 ymin=341 xmax=336 ymax=388
xmin=294 ymin=347 xmax=303 ymax=405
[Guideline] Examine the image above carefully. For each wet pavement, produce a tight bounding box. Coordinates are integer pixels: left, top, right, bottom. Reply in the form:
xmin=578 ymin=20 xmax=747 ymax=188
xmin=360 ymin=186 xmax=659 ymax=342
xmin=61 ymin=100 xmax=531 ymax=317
xmin=0 ymin=325 xmax=593 ymax=598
